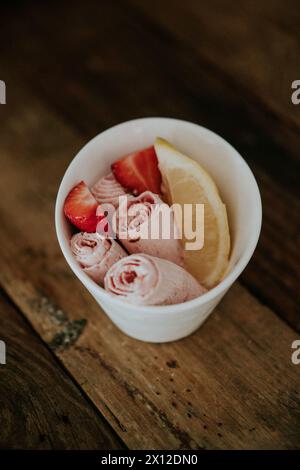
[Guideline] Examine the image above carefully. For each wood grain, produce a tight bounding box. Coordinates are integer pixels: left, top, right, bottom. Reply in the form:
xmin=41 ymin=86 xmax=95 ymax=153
xmin=127 ymin=0 xmax=300 ymax=160
xmin=0 ymin=0 xmax=299 ymax=450
xmin=0 ymin=291 xmax=124 ymax=449
xmin=0 ymin=0 xmax=299 ymax=329
xmin=0 ymin=78 xmax=299 ymax=449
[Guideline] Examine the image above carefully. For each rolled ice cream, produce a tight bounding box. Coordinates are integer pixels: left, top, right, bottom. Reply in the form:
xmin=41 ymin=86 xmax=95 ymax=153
xmin=104 ymin=254 xmax=206 ymax=305
xmin=71 ymin=231 xmax=127 ymax=285
xmin=117 ymin=191 xmax=184 ymax=266
xmin=91 ymin=173 xmax=127 ymax=208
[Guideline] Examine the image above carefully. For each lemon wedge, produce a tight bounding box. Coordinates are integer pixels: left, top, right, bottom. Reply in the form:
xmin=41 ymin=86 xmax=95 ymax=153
xmin=154 ymin=137 xmax=230 ymax=288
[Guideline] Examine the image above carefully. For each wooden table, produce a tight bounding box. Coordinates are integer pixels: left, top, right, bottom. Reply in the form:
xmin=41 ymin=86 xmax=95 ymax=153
xmin=0 ymin=0 xmax=299 ymax=450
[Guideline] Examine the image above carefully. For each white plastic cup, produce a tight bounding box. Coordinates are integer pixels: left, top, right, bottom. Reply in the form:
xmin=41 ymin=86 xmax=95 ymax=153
xmin=55 ymin=118 xmax=262 ymax=343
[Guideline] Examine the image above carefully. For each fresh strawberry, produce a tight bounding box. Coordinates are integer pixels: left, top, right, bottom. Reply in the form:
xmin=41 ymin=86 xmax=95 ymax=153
xmin=111 ymin=146 xmax=162 ymax=195
xmin=64 ymin=181 xmax=102 ymax=232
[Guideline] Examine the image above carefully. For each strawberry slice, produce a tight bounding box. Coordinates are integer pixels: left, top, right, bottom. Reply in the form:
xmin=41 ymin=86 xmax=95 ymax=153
xmin=64 ymin=181 xmax=102 ymax=232
xmin=111 ymin=146 xmax=162 ymax=195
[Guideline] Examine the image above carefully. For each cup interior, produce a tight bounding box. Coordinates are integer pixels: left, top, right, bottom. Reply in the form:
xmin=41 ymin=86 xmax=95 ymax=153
xmin=55 ymin=118 xmax=261 ymax=309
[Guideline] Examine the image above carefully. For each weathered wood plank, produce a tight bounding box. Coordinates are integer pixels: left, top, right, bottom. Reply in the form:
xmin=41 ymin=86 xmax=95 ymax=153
xmin=126 ymin=0 xmax=300 ymax=161
xmin=0 ymin=0 xmax=299 ymax=329
xmin=0 ymin=80 xmax=299 ymax=449
xmin=0 ymin=291 xmax=125 ymax=449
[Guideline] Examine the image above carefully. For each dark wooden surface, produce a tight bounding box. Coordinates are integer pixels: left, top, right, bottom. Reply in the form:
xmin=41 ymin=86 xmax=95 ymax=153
xmin=0 ymin=0 xmax=299 ymax=449
xmin=0 ymin=290 xmax=124 ymax=449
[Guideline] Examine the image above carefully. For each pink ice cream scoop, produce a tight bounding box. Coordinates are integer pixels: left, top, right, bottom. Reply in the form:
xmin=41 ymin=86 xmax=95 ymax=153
xmin=91 ymin=173 xmax=127 ymax=208
xmin=104 ymin=254 xmax=206 ymax=306
xmin=71 ymin=232 xmax=127 ymax=285
xmin=117 ymin=191 xmax=184 ymax=266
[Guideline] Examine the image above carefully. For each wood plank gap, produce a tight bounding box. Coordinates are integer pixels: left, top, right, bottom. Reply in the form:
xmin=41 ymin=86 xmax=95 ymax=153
xmin=0 ymin=286 xmax=127 ymax=449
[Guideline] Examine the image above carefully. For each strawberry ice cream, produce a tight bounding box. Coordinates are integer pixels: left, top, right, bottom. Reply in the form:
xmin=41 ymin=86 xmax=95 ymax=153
xmin=117 ymin=191 xmax=184 ymax=266
xmin=104 ymin=254 xmax=205 ymax=305
xmin=71 ymin=232 xmax=127 ymax=285
xmin=91 ymin=173 xmax=127 ymax=208
xmin=63 ymin=139 xmax=217 ymax=308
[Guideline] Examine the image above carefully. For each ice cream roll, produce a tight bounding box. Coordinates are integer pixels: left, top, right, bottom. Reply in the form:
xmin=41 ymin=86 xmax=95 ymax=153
xmin=91 ymin=173 xmax=127 ymax=208
xmin=71 ymin=232 xmax=127 ymax=285
xmin=104 ymin=254 xmax=206 ymax=306
xmin=117 ymin=191 xmax=184 ymax=267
